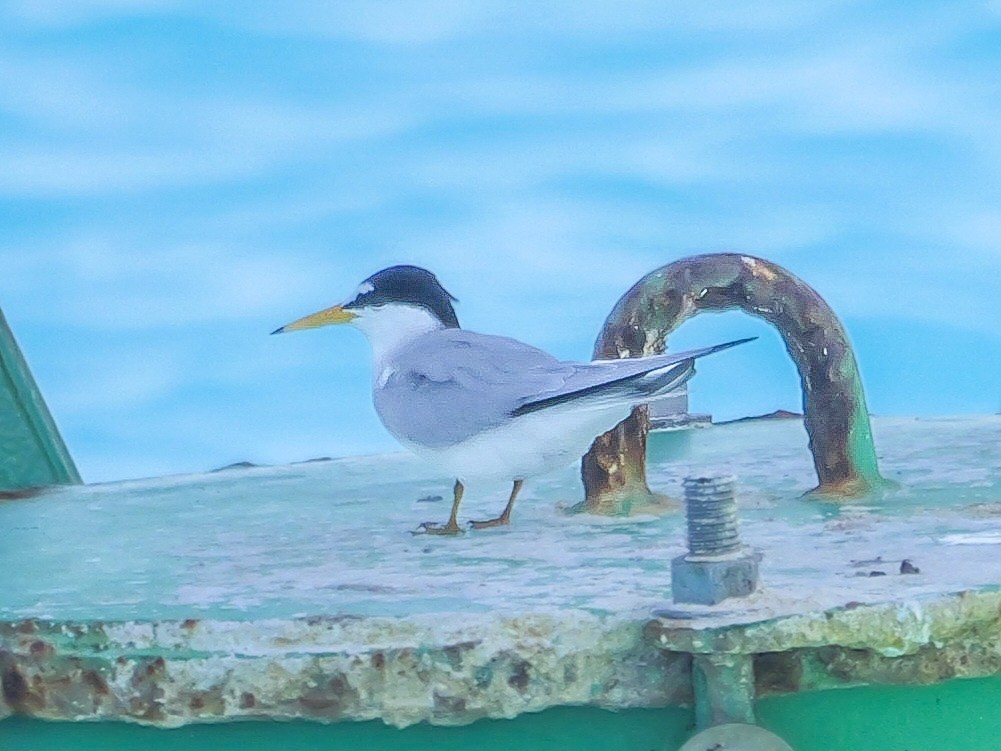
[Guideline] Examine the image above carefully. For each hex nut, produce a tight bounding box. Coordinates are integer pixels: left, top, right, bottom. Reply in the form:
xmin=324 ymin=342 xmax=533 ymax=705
xmin=671 ymin=550 xmax=759 ymax=605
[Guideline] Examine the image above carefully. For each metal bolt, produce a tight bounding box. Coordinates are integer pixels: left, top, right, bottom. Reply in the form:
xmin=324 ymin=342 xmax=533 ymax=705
xmin=683 ymin=475 xmax=740 ymax=557
xmin=670 ymin=474 xmax=759 ymax=606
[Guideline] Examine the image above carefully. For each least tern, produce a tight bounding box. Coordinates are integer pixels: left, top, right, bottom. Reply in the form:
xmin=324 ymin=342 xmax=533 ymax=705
xmin=274 ymin=265 xmax=751 ymax=534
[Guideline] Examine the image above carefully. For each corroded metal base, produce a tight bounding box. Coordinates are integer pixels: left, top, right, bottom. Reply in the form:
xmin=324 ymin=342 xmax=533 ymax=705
xmin=575 ymin=405 xmax=662 ymax=514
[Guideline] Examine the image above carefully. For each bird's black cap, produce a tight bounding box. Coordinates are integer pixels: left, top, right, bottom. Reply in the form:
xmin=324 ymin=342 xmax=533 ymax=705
xmin=345 ymin=265 xmax=460 ymax=328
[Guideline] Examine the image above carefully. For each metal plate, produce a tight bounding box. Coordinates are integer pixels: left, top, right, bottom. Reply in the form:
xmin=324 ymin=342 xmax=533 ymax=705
xmin=0 ymin=308 xmax=80 ymax=491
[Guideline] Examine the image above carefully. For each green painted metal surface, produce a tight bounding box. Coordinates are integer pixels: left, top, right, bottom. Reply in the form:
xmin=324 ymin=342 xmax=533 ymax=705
xmin=6 ymin=676 xmax=1001 ymax=750
xmin=757 ymin=675 xmax=1001 ymax=751
xmin=0 ymin=308 xmax=80 ymax=492
xmin=1 ymin=707 xmax=693 ymax=751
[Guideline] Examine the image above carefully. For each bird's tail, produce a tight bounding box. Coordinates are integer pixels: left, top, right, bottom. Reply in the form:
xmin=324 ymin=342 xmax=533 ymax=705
xmin=638 ymin=337 xmax=755 ymax=398
xmin=513 ymin=337 xmax=754 ymax=416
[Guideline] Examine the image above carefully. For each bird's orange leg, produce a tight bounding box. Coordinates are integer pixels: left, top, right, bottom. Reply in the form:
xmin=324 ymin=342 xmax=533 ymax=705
xmin=414 ymin=480 xmax=465 ymax=536
xmin=470 ymin=479 xmax=523 ymax=529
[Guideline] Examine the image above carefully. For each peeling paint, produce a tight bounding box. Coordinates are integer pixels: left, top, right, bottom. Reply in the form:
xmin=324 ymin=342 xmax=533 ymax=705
xmin=0 ymin=614 xmax=688 ymax=727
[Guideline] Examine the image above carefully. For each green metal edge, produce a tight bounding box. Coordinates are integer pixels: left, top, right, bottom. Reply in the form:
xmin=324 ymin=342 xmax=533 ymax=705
xmin=0 ymin=308 xmax=81 ymax=490
xmin=843 ymin=354 xmax=886 ymax=492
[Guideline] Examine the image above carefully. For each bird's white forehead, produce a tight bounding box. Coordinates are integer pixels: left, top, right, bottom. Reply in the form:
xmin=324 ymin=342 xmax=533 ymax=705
xmin=344 ymin=281 xmax=375 ymax=307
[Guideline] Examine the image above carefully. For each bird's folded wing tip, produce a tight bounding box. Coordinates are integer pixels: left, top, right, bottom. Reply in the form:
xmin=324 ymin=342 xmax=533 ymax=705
xmin=707 ymin=335 xmax=757 ymax=353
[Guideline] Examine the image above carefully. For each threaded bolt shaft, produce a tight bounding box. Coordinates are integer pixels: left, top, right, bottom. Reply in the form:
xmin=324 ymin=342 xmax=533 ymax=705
xmin=683 ymin=475 xmax=740 ymax=556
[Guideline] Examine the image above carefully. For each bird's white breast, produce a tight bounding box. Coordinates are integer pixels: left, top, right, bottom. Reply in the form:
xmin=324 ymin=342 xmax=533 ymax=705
xmin=399 ymin=400 xmax=634 ymax=482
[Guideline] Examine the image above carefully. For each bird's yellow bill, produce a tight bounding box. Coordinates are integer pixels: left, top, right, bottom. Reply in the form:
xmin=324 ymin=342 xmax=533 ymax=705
xmin=272 ymin=304 xmax=356 ymax=334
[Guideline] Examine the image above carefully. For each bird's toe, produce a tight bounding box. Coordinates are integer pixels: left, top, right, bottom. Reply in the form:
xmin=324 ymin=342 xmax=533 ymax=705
xmin=412 ymin=521 xmax=464 ymax=536
xmin=468 ymin=517 xmax=510 ymax=530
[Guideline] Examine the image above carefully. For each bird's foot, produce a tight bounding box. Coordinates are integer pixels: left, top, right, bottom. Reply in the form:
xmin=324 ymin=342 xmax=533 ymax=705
xmin=412 ymin=520 xmax=464 ymax=536
xmin=468 ymin=515 xmax=510 ymax=530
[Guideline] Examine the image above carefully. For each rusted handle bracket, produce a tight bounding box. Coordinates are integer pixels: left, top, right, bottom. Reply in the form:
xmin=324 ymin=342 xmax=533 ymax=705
xmin=578 ymin=253 xmax=885 ymax=514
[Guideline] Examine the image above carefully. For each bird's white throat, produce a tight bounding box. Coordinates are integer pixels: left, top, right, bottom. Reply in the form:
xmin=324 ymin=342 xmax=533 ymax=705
xmin=351 ymin=303 xmax=447 ymax=376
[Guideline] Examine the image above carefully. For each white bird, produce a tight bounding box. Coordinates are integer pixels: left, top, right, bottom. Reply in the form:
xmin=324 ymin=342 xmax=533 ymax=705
xmin=274 ymin=265 xmax=751 ymax=534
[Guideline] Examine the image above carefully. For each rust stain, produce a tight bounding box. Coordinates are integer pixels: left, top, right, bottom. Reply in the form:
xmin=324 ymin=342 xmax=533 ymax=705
xmin=0 ymin=486 xmax=46 ymax=501
xmin=442 ymin=640 xmax=480 ymax=670
xmin=297 ymin=673 xmax=357 ymax=716
xmin=299 ymin=694 xmax=339 ymax=711
xmin=433 ymin=692 xmax=466 ymax=715
xmin=2 ymin=666 xmax=28 ymax=707
xmin=145 ymin=656 xmax=166 ymax=676
xmin=28 ymin=640 xmax=52 ymax=657
xmin=82 ymin=670 xmax=110 ymax=696
xmin=507 ymin=661 xmax=531 ymax=691
xmin=754 ymin=652 xmax=802 ymax=696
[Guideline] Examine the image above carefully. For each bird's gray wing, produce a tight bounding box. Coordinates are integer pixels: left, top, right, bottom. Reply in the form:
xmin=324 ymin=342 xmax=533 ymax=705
xmin=373 ymin=329 xmax=578 ymax=448
xmin=511 ymin=338 xmax=754 ymax=416
xmin=375 ymin=331 xmax=753 ymax=446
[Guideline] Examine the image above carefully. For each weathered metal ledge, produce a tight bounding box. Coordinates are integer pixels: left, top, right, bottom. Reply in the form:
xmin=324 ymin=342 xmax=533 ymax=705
xmin=0 ymin=613 xmax=687 ymax=728
xmin=6 ymin=587 xmax=1001 ymax=728
xmin=652 ymin=588 xmax=1001 ymax=697
xmin=2 ymin=416 xmax=1000 ymax=728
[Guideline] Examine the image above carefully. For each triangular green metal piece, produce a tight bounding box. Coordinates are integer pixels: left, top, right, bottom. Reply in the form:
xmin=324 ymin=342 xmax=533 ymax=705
xmin=0 ymin=308 xmax=81 ymax=491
